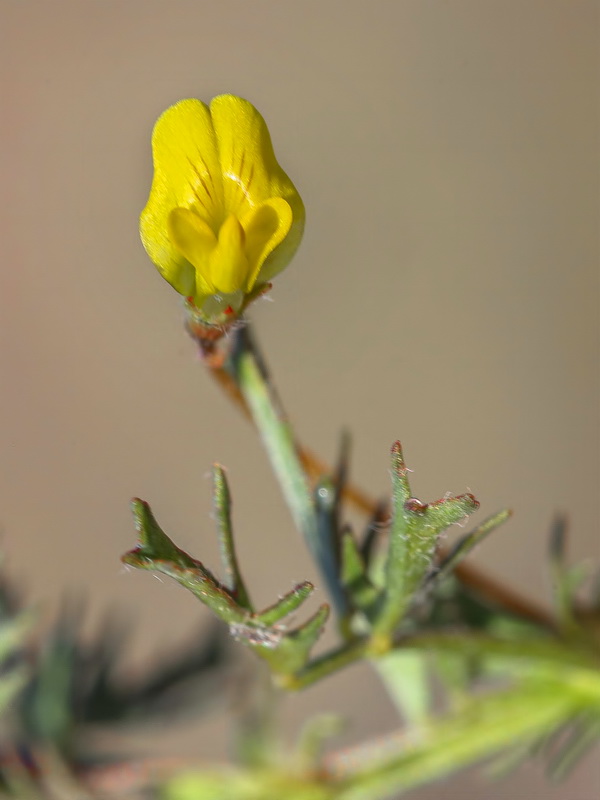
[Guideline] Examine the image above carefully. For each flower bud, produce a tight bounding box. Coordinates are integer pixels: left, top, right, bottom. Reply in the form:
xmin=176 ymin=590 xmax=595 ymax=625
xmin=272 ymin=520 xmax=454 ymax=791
xmin=140 ymin=95 xmax=305 ymax=326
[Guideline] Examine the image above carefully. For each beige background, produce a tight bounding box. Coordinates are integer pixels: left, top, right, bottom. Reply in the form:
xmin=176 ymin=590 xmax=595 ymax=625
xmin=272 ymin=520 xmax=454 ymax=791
xmin=1 ymin=1 xmax=598 ymax=797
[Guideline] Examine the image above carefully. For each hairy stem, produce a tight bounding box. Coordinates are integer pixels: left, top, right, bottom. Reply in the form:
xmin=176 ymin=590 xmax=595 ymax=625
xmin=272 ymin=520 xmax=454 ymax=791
xmin=227 ymin=326 xmax=348 ymax=619
xmin=333 ymin=684 xmax=577 ymax=799
xmin=280 ymin=626 xmax=600 ymax=692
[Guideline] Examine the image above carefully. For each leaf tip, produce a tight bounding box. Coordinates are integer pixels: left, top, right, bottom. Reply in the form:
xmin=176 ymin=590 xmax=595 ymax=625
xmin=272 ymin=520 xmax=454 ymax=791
xmin=461 ymin=492 xmax=480 ymax=512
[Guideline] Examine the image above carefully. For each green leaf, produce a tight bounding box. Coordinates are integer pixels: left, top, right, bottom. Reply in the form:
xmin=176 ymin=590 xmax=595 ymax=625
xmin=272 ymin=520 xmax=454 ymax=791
xmin=129 ymin=498 xmax=196 ymax=565
xmin=124 ymin=498 xmax=330 ymax=679
xmin=0 ymin=611 xmax=34 ymax=664
xmin=235 ymin=604 xmax=332 ymax=680
xmin=255 ymin=582 xmax=315 ymax=626
xmin=0 ymin=668 xmax=28 ymax=717
xmin=336 ymin=681 xmax=587 ymax=800
xmin=295 ymin=714 xmax=345 ymax=771
xmin=340 ymin=530 xmax=379 ymax=621
xmin=423 ymin=493 xmax=480 ymax=530
xmin=374 ymin=650 xmax=430 ymax=728
xmin=359 ymin=499 xmax=389 ymax=567
xmin=123 ymin=499 xmax=245 ymax=625
xmin=546 ymin=713 xmax=600 ymax=781
xmin=22 ymin=615 xmax=76 ymax=745
xmin=400 ymin=630 xmax=600 ymax=676
xmin=548 ymin=515 xmax=592 ymax=634
xmin=165 ymin=768 xmax=337 ymax=800
xmin=428 ymin=509 xmax=512 ymax=586
xmin=265 ymin=604 xmax=330 ymax=676
xmin=314 ymin=478 xmax=348 ymax=620
xmin=373 ymin=442 xmax=480 ymax=645
xmin=213 ymin=464 xmax=253 ymax=611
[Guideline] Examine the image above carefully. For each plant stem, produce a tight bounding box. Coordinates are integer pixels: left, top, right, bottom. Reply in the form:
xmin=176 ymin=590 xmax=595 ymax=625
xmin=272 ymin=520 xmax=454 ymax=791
xmin=232 ymin=329 xmax=315 ymax=549
xmin=277 ymin=639 xmax=370 ymax=690
xmin=398 ymin=631 xmax=600 ymax=673
xmin=234 ymin=662 xmax=282 ymax=768
xmin=228 ymin=327 xmax=348 ymax=619
xmin=278 ymin=627 xmax=600 ymax=692
xmin=333 ymin=684 xmax=576 ymax=800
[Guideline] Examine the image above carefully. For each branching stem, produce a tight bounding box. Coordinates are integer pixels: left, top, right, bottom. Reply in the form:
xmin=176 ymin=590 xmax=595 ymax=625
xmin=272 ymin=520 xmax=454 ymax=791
xmin=192 ymin=320 xmax=556 ymax=632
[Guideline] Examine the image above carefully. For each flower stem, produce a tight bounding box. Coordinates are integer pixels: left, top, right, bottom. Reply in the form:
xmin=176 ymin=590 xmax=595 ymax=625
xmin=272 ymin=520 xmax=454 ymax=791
xmin=232 ymin=329 xmax=315 ymax=549
xmin=228 ymin=326 xmax=349 ymax=620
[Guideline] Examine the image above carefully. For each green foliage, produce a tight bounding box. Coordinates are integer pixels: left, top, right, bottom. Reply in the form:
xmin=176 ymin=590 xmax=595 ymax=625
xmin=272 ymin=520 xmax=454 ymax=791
xmin=122 ymin=470 xmax=329 ymax=678
xmin=0 ymin=563 xmax=231 ymax=797
xmin=165 ymin=768 xmax=337 ymax=800
xmin=0 ymin=612 xmax=31 ymax=716
xmin=3 ymin=87 xmax=599 ymax=800
xmin=371 ymin=441 xmax=480 ymax=646
xmin=117 ymin=323 xmax=600 ymax=799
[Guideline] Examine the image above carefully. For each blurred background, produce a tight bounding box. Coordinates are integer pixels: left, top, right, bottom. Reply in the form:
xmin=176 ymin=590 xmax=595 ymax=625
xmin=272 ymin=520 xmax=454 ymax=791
xmin=1 ymin=1 xmax=598 ymax=796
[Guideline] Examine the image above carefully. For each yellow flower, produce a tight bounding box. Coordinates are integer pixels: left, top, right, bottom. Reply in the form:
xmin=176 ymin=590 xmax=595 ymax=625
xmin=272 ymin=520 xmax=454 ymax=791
xmin=140 ymin=95 xmax=305 ymax=324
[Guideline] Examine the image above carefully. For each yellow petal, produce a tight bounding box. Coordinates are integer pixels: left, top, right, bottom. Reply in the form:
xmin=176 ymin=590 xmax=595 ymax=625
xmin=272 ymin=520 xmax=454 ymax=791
xmin=209 ymin=215 xmax=251 ymax=294
xmin=242 ymin=198 xmax=293 ymax=291
xmin=209 ymin=95 xmax=276 ymax=212
xmin=210 ymin=96 xmax=306 ymax=286
xmin=210 ymin=95 xmax=304 ymax=223
xmin=168 ymin=207 xmax=217 ymax=296
xmin=140 ymin=99 xmax=224 ymax=283
xmin=255 ymin=205 xmax=305 ymax=285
